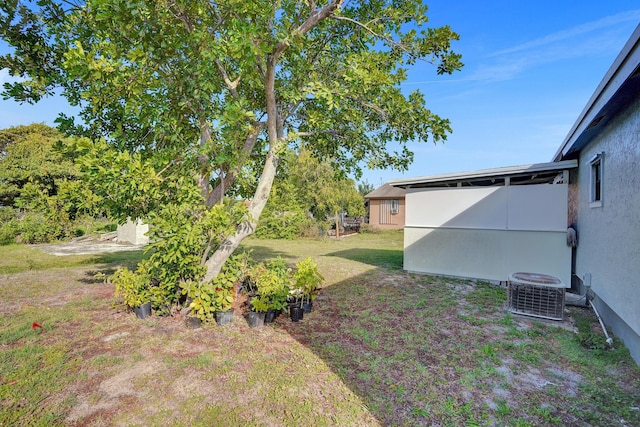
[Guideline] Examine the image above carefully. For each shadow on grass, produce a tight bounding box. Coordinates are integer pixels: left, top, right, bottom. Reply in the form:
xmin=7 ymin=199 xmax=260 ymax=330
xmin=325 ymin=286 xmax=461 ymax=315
xmin=239 ymin=245 xmax=294 ymax=263
xmin=75 ymin=251 xmax=148 ymax=284
xmin=277 ymin=267 xmax=464 ymax=425
xmin=274 ymin=264 xmax=640 ymax=427
xmin=326 ymin=248 xmax=403 ymax=269
xmin=92 ymin=250 xmax=148 ymax=266
xmin=0 ymin=246 xmax=149 ymax=275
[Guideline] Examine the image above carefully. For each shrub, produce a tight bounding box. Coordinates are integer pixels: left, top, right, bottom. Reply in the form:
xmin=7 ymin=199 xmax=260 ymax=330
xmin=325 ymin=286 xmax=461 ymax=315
xmin=250 ymin=259 xmax=292 ymax=312
xmin=17 ymin=213 xmax=65 ymax=244
xmin=0 ymin=207 xmax=16 ymax=223
xmin=112 ymin=267 xmax=150 ymax=308
xmin=299 ymin=219 xmax=327 ymax=239
xmin=293 ymin=257 xmax=323 ymax=305
xmin=0 ymin=219 xmax=20 ymax=245
xmin=0 ymin=207 xmax=19 ymax=244
xmin=358 ymin=223 xmax=379 ymax=234
xmin=177 ymin=252 xmax=252 ymax=322
xmin=95 ymin=222 xmax=117 ymax=233
xmin=255 ymin=209 xmax=307 ymax=239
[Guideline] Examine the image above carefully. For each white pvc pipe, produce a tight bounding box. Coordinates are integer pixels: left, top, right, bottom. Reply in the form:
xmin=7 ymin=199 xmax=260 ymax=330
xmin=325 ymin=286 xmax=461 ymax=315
xmin=589 ymin=300 xmax=614 ymax=346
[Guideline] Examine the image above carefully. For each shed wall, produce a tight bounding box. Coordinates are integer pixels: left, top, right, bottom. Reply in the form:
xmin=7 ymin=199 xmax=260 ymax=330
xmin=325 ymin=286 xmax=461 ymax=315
xmin=404 ymin=183 xmax=571 ymax=285
xmin=368 ymin=198 xmax=405 ymax=230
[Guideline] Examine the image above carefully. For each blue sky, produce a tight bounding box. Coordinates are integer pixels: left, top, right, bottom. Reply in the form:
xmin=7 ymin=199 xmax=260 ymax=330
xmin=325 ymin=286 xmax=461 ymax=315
xmin=376 ymin=1 xmax=640 ymax=186
xmin=1 ymin=1 xmax=639 ymax=187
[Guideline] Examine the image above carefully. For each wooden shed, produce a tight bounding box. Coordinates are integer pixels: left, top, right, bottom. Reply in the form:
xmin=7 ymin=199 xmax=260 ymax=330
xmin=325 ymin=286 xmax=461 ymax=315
xmin=364 ymin=183 xmax=406 ymax=230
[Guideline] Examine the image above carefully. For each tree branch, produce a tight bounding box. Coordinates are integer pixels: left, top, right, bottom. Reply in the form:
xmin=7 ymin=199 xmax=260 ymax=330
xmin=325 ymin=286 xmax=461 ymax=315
xmin=331 ymin=15 xmax=418 ymax=59
xmin=273 ymin=0 xmax=344 ymax=60
xmin=206 ymin=123 xmax=265 ymax=207
xmin=214 ymin=60 xmax=240 ymax=97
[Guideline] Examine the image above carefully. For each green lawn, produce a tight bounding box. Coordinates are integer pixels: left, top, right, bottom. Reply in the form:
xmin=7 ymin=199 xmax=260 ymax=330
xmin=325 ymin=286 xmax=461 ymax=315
xmin=1 ymin=231 xmax=639 ymax=426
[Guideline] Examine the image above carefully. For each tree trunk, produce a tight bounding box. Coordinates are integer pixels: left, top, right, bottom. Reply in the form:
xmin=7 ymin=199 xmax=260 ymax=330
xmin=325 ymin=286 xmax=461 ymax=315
xmin=197 ymin=122 xmax=212 ymax=202
xmin=201 ymin=143 xmax=282 ymax=281
xmin=202 ymin=54 xmax=283 ymax=282
xmin=335 ymin=211 xmax=340 ymax=239
xmin=206 ymin=125 xmax=262 ymax=207
xmin=200 ymin=0 xmax=344 ymax=282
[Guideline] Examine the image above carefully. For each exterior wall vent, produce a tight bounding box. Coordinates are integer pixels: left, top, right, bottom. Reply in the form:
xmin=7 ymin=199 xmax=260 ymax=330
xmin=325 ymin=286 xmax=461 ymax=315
xmin=508 ymin=272 xmax=565 ymax=320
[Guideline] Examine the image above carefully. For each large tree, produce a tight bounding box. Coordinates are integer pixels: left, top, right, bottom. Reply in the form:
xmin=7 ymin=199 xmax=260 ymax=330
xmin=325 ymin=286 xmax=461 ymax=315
xmin=257 ymin=149 xmax=365 ymax=238
xmin=0 ymin=124 xmax=73 ymax=207
xmin=0 ymin=123 xmax=98 ymax=243
xmin=1 ymin=1 xmax=461 ymax=283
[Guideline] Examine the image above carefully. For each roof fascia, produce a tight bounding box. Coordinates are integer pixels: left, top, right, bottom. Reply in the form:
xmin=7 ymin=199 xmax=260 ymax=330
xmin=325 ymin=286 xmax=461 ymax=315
xmin=388 ymin=160 xmax=577 ymax=188
xmin=553 ymin=24 xmax=640 ymax=161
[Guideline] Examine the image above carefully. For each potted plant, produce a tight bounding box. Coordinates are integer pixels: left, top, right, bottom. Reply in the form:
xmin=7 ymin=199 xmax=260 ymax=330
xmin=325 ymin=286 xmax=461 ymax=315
xmin=288 ymin=287 xmax=304 ymax=322
xmin=211 ymin=271 xmax=237 ymax=326
xmin=112 ymin=267 xmax=152 ymax=319
xmin=293 ymin=257 xmax=323 ymax=314
xmin=182 ymin=280 xmax=216 ymax=327
xmin=247 ymin=296 xmax=268 ymax=328
xmin=251 ymin=260 xmax=292 ymax=323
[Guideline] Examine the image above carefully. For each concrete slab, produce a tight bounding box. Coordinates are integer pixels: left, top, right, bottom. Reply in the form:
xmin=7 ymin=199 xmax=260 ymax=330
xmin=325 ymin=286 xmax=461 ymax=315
xmin=34 ymin=236 xmax=145 ymax=256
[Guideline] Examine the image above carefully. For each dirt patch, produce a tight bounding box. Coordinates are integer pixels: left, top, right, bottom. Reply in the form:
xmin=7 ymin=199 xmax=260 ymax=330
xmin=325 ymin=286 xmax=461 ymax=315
xmin=67 ymin=360 xmax=159 ymax=423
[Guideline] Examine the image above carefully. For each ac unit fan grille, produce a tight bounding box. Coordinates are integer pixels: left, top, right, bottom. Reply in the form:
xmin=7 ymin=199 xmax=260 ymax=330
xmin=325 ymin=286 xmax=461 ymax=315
xmin=508 ymin=282 xmax=565 ymax=320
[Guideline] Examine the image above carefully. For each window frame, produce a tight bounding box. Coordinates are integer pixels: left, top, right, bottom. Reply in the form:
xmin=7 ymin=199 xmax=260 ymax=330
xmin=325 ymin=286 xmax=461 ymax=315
xmin=589 ymin=153 xmax=603 ymax=208
xmin=390 ymin=198 xmax=399 ymax=215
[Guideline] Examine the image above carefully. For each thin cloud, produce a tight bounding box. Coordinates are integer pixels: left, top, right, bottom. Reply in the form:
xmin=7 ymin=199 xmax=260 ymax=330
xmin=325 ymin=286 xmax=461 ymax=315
xmin=491 ymin=10 xmax=640 ymax=57
xmin=468 ymin=12 xmax=640 ymax=83
xmin=0 ymin=68 xmax=24 ymax=86
xmin=0 ymin=68 xmax=11 ymax=85
xmin=403 ymin=12 xmax=640 ymax=86
xmin=402 ymin=77 xmax=487 ymax=85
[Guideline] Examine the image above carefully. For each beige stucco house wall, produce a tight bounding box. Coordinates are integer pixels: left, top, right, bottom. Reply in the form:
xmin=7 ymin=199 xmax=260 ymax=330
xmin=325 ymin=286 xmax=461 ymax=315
xmin=553 ymin=24 xmax=640 ymax=364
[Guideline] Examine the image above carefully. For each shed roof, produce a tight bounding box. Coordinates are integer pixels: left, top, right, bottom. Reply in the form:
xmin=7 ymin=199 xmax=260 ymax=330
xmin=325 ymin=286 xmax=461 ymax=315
xmin=364 ymin=183 xmax=406 ymax=199
xmin=554 ymin=24 xmax=640 ymax=161
xmin=388 ymin=160 xmax=577 ymax=189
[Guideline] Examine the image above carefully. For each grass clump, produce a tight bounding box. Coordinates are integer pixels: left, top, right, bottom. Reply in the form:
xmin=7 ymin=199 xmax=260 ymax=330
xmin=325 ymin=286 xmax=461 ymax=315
xmin=0 ymin=341 xmax=77 ymax=426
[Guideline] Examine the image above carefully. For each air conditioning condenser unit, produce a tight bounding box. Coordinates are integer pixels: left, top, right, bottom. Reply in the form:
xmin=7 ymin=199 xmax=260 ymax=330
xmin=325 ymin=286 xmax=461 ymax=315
xmin=508 ymin=272 xmax=565 ymax=321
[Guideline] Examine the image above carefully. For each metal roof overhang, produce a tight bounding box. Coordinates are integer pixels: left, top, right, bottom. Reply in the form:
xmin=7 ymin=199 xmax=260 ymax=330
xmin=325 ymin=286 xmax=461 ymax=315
xmin=388 ymin=160 xmax=577 ymax=189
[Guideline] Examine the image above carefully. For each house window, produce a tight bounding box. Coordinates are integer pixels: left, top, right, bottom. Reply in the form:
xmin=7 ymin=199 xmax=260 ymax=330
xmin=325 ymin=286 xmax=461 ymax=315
xmin=590 ymin=153 xmax=603 ymax=207
xmin=391 ymin=199 xmax=399 ymax=214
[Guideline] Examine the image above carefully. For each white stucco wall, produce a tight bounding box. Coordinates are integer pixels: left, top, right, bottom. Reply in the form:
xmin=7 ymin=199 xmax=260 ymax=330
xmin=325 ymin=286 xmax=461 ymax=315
xmin=574 ymin=99 xmax=640 ymax=345
xmin=404 ymin=183 xmax=571 ymax=285
xmin=116 ymin=218 xmax=149 ymax=245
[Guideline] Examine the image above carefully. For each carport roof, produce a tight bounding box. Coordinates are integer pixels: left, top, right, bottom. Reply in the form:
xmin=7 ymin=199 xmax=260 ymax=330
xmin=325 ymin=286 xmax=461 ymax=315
xmin=388 ymin=160 xmax=577 ymax=189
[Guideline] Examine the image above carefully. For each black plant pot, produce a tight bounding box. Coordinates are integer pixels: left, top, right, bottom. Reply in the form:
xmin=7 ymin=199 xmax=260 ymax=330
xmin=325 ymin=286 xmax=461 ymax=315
xmin=264 ymin=309 xmax=277 ymax=324
xmin=302 ymin=301 xmax=313 ymax=313
xmin=247 ymin=311 xmax=266 ymax=328
xmin=134 ymin=302 xmax=152 ymax=319
xmin=185 ymin=315 xmax=202 ymax=329
xmin=215 ymin=309 xmax=234 ymax=326
xmin=290 ymin=305 xmax=304 ymax=322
